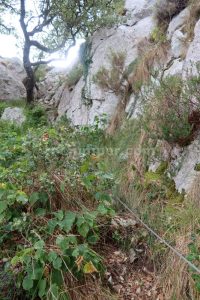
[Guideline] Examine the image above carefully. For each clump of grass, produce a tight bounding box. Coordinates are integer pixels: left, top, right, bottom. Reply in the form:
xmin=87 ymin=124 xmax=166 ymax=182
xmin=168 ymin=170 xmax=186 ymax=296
xmin=140 ymin=73 xmax=200 ymax=146
xmin=183 ymin=0 xmax=200 ymax=42
xmin=93 ymin=51 xmax=126 ymax=95
xmin=128 ymin=38 xmax=169 ymax=93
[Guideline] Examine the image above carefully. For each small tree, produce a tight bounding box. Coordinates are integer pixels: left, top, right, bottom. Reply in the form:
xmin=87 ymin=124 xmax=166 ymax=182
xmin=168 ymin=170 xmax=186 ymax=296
xmin=0 ymin=0 xmax=123 ymax=104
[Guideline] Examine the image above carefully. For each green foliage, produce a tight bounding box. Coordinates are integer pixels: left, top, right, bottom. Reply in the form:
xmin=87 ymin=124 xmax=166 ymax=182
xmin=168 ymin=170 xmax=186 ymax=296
xmin=194 ymin=163 xmax=200 ymax=171
xmin=141 ymin=75 xmax=200 ymax=145
xmin=25 ymin=105 xmax=48 ymax=127
xmin=187 ymin=234 xmax=200 ymax=292
xmin=0 ymin=114 xmax=116 ymax=299
xmin=150 ymin=27 xmax=167 ymax=43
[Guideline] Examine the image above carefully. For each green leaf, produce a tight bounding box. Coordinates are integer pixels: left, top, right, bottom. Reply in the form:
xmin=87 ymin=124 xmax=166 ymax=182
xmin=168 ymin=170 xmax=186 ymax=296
xmin=31 ymin=267 xmax=43 ymax=280
xmin=16 ymin=193 xmax=28 ymax=204
xmin=47 ymin=219 xmax=58 ymax=234
xmin=29 ymin=192 xmax=39 ymax=205
xmin=51 ymin=269 xmax=63 ymax=286
xmin=35 ymin=208 xmax=46 ymax=216
xmin=34 ymin=240 xmax=45 ymax=250
xmin=50 ymin=283 xmax=59 ymax=298
xmin=22 ymin=276 xmax=33 ymax=290
xmin=38 ymin=278 xmax=47 ymax=298
xmin=61 ymin=211 xmax=76 ymax=232
xmin=54 ymin=210 xmax=64 ymax=221
xmin=76 ymin=215 xmax=85 ymax=227
xmin=87 ymin=233 xmax=99 ymax=245
xmin=48 ymin=251 xmax=58 ymax=263
xmin=0 ymin=190 xmax=5 ymax=199
xmin=0 ymin=201 xmax=7 ymax=214
xmin=78 ymin=223 xmax=90 ymax=238
xmin=53 ymin=256 xmax=62 ymax=270
xmin=60 ymin=182 xmax=65 ymax=193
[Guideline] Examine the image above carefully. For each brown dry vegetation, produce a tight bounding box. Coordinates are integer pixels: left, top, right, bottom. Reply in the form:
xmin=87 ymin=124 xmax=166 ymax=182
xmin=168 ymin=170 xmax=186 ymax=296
xmin=183 ymin=1 xmax=200 ymax=42
xmin=128 ymin=39 xmax=170 ymax=93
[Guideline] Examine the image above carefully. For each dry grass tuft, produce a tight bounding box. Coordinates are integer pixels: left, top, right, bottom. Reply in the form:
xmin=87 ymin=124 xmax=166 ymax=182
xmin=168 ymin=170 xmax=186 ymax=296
xmin=128 ymin=39 xmax=170 ymax=93
xmin=188 ymin=174 xmax=200 ymax=207
xmin=183 ymin=1 xmax=200 ymax=43
xmin=106 ymin=84 xmax=131 ymax=135
xmin=159 ymin=235 xmax=198 ymax=300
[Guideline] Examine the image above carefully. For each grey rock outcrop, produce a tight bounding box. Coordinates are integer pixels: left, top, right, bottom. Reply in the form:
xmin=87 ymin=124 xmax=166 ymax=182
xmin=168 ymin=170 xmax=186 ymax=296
xmin=183 ymin=19 xmax=200 ymax=77
xmin=1 ymin=107 xmax=26 ymax=125
xmin=173 ymin=137 xmax=200 ymax=193
xmin=0 ymin=58 xmax=26 ymax=101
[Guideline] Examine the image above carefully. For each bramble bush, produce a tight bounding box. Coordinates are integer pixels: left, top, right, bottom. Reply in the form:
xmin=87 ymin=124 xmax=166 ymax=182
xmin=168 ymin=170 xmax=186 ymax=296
xmin=0 ymin=115 xmax=115 ymax=299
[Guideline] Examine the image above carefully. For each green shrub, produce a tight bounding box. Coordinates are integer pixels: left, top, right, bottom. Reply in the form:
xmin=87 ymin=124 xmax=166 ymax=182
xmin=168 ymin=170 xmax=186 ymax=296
xmin=0 ymin=117 xmax=116 ymax=299
xmin=150 ymin=27 xmax=167 ymax=44
xmin=0 ymin=102 xmax=8 ymax=117
xmin=141 ymin=75 xmax=200 ymax=145
xmin=25 ymin=105 xmax=48 ymax=127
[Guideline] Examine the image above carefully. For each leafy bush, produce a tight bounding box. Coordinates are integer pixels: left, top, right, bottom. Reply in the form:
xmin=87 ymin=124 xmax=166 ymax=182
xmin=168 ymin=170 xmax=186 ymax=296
xmin=25 ymin=105 xmax=48 ymax=127
xmin=141 ymin=75 xmax=200 ymax=145
xmin=0 ymin=116 xmax=115 ymax=299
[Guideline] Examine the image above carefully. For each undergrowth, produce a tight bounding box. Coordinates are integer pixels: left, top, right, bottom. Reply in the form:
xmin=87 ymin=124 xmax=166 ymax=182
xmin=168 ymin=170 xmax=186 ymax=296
xmin=0 ymin=114 xmax=116 ymax=300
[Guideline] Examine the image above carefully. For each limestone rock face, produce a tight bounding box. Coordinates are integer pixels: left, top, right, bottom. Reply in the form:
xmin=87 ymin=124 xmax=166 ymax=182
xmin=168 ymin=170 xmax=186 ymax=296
xmin=125 ymin=0 xmax=156 ymax=25
xmin=183 ymin=20 xmax=200 ymax=77
xmin=39 ymin=1 xmax=156 ymax=125
xmin=0 ymin=58 xmax=26 ymax=101
xmin=167 ymin=8 xmax=190 ymax=39
xmin=65 ymin=15 xmax=155 ymax=125
xmin=1 ymin=107 xmax=26 ymax=125
xmin=164 ymin=59 xmax=184 ymax=77
xmin=173 ymin=137 xmax=200 ymax=193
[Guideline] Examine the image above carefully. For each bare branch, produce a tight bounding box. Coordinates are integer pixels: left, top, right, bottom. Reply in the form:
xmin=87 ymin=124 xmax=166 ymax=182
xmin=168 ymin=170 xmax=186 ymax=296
xmin=30 ymin=39 xmax=67 ymax=53
xmin=30 ymin=58 xmax=58 ymax=66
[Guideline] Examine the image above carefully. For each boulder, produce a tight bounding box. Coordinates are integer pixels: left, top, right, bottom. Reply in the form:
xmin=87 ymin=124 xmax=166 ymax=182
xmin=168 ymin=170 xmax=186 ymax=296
xmin=125 ymin=0 xmax=156 ymax=26
xmin=172 ymin=136 xmax=200 ymax=193
xmin=0 ymin=58 xmax=26 ymax=101
xmin=1 ymin=107 xmax=26 ymax=125
xmin=171 ymin=29 xmax=186 ymax=58
xmin=164 ymin=58 xmax=184 ymax=77
xmin=167 ymin=8 xmax=190 ymax=40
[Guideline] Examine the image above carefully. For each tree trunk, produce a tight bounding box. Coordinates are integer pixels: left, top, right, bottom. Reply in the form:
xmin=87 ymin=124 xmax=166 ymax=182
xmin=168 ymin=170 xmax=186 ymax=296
xmin=23 ymin=42 xmax=35 ymax=105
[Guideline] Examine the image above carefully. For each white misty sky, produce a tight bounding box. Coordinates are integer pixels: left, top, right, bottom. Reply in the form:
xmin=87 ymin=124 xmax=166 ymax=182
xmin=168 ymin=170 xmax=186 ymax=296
xmin=0 ymin=3 xmax=84 ymax=68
